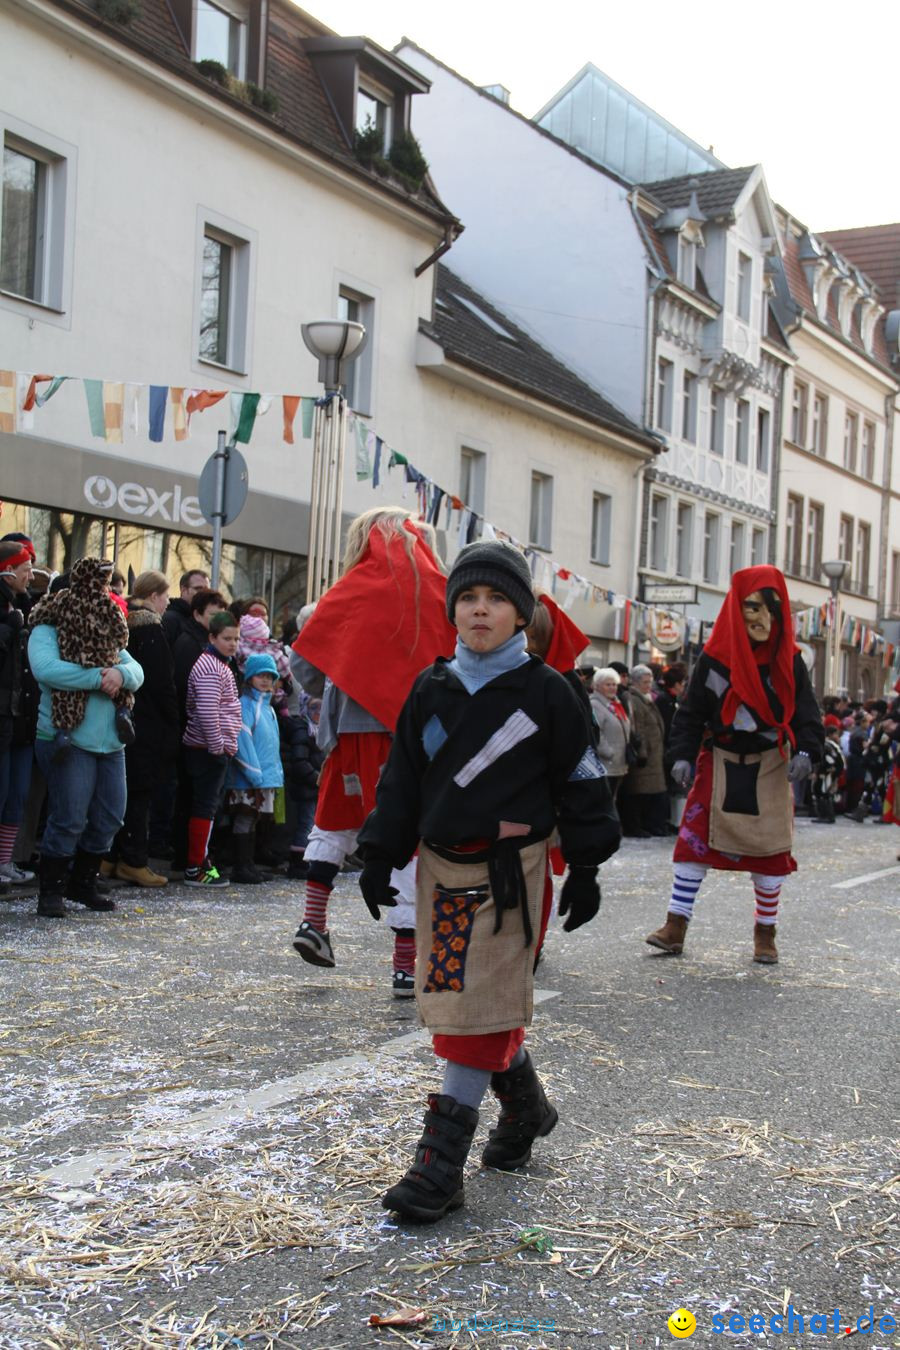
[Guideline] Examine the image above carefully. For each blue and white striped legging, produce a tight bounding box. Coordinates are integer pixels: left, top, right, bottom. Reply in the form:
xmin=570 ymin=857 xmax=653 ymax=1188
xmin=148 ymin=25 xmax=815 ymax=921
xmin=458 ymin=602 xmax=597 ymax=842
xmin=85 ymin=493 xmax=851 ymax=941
xmin=669 ymin=863 xmax=786 ymax=925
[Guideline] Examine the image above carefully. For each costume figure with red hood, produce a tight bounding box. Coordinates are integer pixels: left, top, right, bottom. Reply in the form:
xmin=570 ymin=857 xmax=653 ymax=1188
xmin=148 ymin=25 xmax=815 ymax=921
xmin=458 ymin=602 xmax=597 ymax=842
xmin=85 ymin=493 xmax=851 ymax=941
xmin=646 ymin=566 xmax=824 ymax=965
xmin=289 ymin=508 xmax=455 ymax=993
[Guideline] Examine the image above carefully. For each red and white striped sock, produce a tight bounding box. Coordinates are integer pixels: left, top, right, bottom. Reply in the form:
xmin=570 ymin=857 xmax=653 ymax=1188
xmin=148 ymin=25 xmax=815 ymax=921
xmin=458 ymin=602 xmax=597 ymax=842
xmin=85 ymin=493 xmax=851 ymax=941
xmin=304 ymin=880 xmax=332 ymax=931
xmin=752 ymin=873 xmax=784 ymax=926
xmin=0 ymin=824 xmax=19 ymax=865
xmin=392 ymin=931 xmax=416 ymax=976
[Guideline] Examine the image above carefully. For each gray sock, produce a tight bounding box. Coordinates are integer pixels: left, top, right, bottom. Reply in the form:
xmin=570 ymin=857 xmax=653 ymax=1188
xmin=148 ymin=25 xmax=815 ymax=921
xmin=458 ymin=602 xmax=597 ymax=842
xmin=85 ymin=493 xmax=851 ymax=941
xmin=441 ymin=1060 xmax=492 ymax=1110
xmin=508 ymin=1045 xmax=527 ymax=1071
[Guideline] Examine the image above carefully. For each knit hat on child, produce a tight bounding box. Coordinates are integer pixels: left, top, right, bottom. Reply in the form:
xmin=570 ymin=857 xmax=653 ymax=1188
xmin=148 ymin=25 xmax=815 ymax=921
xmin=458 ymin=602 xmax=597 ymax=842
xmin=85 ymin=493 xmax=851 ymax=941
xmin=243 ymin=652 xmax=279 ymax=679
xmin=445 ymin=540 xmax=535 ymax=626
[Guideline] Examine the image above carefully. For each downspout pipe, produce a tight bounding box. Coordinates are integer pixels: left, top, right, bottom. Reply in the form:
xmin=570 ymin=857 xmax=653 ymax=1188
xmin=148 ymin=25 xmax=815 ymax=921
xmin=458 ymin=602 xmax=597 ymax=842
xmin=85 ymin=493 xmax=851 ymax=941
xmin=415 ymin=224 xmax=458 ymax=277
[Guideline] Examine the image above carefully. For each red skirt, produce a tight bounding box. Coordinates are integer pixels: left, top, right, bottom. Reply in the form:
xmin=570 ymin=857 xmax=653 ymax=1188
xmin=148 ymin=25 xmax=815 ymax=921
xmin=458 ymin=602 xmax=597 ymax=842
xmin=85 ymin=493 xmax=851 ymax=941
xmin=672 ymin=747 xmax=796 ymax=877
xmin=432 ymin=867 xmax=554 ymax=1072
xmin=314 ymin=731 xmax=393 ymax=832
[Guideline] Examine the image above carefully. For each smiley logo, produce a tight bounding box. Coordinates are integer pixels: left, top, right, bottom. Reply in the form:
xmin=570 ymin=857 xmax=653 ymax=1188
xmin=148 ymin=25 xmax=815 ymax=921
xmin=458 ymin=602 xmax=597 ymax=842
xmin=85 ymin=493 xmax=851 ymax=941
xmin=667 ymin=1307 xmax=697 ymax=1338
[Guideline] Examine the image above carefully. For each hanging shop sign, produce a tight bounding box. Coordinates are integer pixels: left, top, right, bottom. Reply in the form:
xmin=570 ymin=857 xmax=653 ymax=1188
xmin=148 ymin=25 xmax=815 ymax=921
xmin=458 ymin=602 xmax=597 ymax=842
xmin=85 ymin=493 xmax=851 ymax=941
xmin=647 ymin=609 xmax=685 ymax=652
xmin=643 ymin=582 xmax=698 ymax=605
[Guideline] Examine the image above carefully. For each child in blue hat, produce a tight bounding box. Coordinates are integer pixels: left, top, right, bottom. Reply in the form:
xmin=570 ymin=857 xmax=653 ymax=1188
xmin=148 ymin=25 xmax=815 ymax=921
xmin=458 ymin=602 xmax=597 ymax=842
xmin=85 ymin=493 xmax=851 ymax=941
xmin=225 ymin=652 xmax=284 ymax=884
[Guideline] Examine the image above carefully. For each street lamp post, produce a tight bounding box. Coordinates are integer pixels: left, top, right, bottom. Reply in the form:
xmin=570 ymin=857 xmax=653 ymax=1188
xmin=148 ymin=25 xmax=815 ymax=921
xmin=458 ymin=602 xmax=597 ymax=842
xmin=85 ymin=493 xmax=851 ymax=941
xmin=301 ymin=319 xmax=367 ymax=602
xmin=822 ymin=558 xmax=850 ymax=695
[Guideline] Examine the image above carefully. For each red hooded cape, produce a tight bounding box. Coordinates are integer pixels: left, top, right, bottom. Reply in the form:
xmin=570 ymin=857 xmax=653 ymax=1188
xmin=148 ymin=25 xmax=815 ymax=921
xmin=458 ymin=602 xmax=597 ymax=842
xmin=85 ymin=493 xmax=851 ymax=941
xmin=537 ymin=593 xmax=589 ymax=673
xmin=703 ymin=565 xmax=798 ymax=748
xmin=293 ymin=521 xmax=456 ymax=732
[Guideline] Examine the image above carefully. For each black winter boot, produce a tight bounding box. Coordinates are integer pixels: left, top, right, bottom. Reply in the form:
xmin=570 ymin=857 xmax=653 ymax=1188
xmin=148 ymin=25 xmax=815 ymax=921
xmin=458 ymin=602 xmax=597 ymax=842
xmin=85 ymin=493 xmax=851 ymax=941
xmin=382 ymin=1095 xmax=479 ymax=1222
xmin=481 ymin=1051 xmax=558 ymax=1170
xmin=67 ymin=850 xmax=116 ymax=911
xmin=230 ymin=832 xmax=265 ymax=885
xmin=287 ymin=852 xmax=309 ymax=881
xmin=37 ymin=855 xmax=71 ymax=918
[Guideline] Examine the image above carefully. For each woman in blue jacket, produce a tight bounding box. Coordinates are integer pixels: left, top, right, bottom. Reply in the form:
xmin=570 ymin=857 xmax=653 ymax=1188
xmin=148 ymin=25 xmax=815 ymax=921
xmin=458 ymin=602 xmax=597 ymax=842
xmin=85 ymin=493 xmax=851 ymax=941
xmin=28 ymin=558 xmax=144 ymax=918
xmin=225 ymin=652 xmax=284 ymax=884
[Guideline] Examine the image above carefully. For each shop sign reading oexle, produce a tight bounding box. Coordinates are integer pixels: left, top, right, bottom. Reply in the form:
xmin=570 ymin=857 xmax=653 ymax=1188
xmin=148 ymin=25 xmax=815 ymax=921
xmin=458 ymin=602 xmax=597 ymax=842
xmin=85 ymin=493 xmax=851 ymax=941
xmin=83 ymin=474 xmax=205 ymax=528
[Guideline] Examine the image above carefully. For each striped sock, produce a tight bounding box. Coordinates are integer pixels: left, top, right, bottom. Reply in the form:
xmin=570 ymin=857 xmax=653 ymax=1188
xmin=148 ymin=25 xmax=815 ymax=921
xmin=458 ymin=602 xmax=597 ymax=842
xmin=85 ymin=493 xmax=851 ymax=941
xmin=752 ymin=873 xmax=785 ymax=926
xmin=392 ymin=930 xmax=416 ymax=976
xmin=669 ymin=863 xmax=707 ymax=920
xmin=0 ymin=824 xmax=19 ymax=865
xmin=304 ymin=880 xmax=332 ymax=931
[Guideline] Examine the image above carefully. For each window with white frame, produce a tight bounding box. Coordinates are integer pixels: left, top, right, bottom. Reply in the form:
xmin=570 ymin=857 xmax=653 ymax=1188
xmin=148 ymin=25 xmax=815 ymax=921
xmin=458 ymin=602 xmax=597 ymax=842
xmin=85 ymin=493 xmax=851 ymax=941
xmin=855 ymin=521 xmax=871 ymax=595
xmin=356 ymin=84 xmax=393 ymax=145
xmin=675 ymin=502 xmax=693 ymax=577
xmin=737 ymin=251 xmax=752 ymax=321
xmin=459 ymin=446 xmax=486 ymax=516
xmin=677 ymin=235 xmax=696 ymax=289
xmin=751 ymin=527 xmax=767 ymax=566
xmin=805 ymin=501 xmax=823 ymax=579
xmin=785 ymin=493 xmax=803 ymax=575
xmin=812 ymin=392 xmax=828 ymax=457
xmin=197 ymin=219 xmax=253 ymax=372
xmin=709 ymin=387 xmax=724 ymax=454
xmin=861 ymin=420 xmax=876 ymax=479
xmin=337 ymin=286 xmax=375 ymax=414
xmin=702 ymin=512 xmax=720 ymax=584
xmin=729 ymin=520 xmax=745 ymax=575
xmin=649 ymin=493 xmax=669 ymax=572
xmin=735 ymin=398 xmax=750 ymax=465
xmin=194 ymin=0 xmax=247 ymax=77
xmin=682 ymin=370 xmax=698 ymax=443
xmin=1 ymin=126 xmax=74 ymax=313
xmin=756 ymin=407 xmax=770 ymax=473
xmin=656 ymin=357 xmax=673 ymax=433
xmin=844 ymin=410 xmax=859 ymax=473
xmin=890 ymin=550 xmax=900 ymax=614
xmin=529 ymin=471 xmax=553 ymax=550
xmin=591 ymin=492 xmax=611 ymax=565
xmin=839 ymin=513 xmax=854 ymax=572
xmin=791 ymin=380 xmax=808 ymax=446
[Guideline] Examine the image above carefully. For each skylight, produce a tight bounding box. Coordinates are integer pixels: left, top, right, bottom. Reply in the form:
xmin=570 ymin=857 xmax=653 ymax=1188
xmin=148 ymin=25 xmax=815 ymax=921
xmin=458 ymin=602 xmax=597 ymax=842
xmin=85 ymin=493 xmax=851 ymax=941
xmin=450 ymin=293 xmax=518 ymax=342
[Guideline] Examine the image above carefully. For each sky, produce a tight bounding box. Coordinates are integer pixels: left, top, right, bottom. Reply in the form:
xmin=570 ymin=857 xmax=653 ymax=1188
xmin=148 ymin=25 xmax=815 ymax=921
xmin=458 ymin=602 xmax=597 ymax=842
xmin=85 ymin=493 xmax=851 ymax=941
xmin=302 ymin=0 xmax=899 ymax=231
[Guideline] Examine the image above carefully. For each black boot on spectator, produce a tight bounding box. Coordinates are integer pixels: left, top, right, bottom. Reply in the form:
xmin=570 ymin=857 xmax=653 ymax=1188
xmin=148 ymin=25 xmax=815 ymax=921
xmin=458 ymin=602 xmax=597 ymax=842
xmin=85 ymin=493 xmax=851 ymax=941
xmin=231 ymin=833 xmax=265 ymax=885
xmin=37 ymin=855 xmax=71 ymax=919
xmin=287 ymin=852 xmax=309 ymax=881
xmin=67 ymin=850 xmax=117 ymax=912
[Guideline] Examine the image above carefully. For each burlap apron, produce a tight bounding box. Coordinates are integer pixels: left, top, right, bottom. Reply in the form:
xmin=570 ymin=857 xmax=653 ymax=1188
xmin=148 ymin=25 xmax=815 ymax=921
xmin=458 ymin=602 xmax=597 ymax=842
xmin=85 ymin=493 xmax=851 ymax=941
xmin=709 ymin=746 xmax=793 ymax=856
xmin=415 ymin=840 xmax=547 ymax=1036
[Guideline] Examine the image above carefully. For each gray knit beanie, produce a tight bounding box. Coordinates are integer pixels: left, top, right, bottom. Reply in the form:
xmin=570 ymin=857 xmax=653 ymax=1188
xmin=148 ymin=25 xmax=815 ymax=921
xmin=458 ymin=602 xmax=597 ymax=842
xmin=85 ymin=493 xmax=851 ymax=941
xmin=445 ymin=541 xmax=535 ymax=625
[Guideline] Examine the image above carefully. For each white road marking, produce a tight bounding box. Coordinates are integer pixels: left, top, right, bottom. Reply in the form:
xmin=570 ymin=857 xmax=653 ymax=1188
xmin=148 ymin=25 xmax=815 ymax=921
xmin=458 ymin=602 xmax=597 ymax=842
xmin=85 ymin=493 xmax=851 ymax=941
xmin=40 ymin=989 xmax=561 ymax=1193
xmin=832 ymin=865 xmax=900 ymax=890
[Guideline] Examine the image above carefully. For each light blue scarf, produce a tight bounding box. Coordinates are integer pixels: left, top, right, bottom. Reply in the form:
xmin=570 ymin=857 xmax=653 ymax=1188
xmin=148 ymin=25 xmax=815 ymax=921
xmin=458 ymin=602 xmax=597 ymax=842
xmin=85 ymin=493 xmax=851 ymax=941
xmin=448 ymin=630 xmax=530 ymax=695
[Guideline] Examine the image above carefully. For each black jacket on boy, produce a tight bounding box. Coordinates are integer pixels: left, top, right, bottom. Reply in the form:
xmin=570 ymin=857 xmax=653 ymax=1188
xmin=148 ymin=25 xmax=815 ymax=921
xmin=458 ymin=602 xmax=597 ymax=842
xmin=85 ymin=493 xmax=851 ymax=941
xmin=358 ymin=655 xmax=621 ymax=871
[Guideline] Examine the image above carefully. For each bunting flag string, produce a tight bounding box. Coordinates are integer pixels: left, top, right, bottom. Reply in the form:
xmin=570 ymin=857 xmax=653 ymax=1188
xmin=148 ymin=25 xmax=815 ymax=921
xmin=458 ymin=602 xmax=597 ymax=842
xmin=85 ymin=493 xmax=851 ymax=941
xmin=5 ymin=366 xmax=894 ymax=661
xmin=5 ymin=369 xmax=318 ymax=448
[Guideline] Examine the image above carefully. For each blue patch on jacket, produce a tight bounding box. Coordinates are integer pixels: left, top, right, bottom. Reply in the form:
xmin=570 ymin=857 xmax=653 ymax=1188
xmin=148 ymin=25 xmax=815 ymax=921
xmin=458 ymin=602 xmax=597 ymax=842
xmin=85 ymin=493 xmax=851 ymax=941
xmin=422 ymin=714 xmax=448 ymax=760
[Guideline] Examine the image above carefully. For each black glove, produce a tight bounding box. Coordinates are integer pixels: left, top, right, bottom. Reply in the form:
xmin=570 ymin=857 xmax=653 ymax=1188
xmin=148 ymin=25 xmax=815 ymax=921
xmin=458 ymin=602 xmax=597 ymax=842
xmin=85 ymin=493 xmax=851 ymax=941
xmin=558 ymin=866 xmax=601 ymax=933
xmin=359 ymin=857 xmax=398 ymax=921
xmin=787 ymin=751 xmax=812 ymax=783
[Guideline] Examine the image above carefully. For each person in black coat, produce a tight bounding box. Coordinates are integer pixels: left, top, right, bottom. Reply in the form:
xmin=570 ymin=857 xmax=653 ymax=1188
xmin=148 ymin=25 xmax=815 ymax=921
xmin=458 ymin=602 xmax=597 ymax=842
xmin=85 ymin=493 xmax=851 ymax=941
xmin=106 ymin=572 xmax=179 ymax=886
xmin=0 ymin=540 xmax=36 ymax=884
xmin=280 ymin=696 xmax=323 ymax=879
xmin=161 ymin=569 xmax=211 ymax=648
xmin=172 ymin=590 xmax=228 ymax=723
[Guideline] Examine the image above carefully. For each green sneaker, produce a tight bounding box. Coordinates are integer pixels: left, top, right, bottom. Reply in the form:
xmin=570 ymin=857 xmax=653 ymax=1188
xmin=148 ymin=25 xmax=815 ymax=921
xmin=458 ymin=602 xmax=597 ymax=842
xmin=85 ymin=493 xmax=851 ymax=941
xmin=184 ymin=862 xmax=230 ymax=888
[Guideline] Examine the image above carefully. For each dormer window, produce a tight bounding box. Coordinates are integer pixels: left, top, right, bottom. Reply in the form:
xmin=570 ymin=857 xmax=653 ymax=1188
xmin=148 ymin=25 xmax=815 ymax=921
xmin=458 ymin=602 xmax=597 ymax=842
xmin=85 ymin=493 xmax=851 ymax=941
xmin=195 ymin=0 xmax=247 ymax=77
xmin=677 ymin=236 xmax=697 ymax=289
xmin=356 ymin=83 xmax=393 ymax=144
xmin=737 ymin=252 xmax=752 ymax=321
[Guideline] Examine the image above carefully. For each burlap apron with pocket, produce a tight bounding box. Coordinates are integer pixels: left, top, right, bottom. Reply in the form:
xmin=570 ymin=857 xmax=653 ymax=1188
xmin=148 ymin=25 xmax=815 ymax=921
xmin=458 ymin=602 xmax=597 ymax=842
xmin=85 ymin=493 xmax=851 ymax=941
xmin=415 ymin=840 xmax=547 ymax=1036
xmin=709 ymin=746 xmax=793 ymax=856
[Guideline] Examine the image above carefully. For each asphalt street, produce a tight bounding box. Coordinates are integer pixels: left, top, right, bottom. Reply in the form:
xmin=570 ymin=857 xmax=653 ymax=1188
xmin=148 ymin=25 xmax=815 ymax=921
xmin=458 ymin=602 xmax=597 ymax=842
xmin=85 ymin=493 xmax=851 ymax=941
xmin=0 ymin=818 xmax=897 ymax=1349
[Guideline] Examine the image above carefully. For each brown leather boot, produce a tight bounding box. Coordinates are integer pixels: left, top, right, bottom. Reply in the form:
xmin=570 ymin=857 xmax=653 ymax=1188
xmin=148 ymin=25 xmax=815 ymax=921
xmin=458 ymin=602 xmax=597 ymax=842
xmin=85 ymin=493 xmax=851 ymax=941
xmin=753 ymin=923 xmax=778 ymax=964
xmin=645 ymin=912 xmax=688 ymax=954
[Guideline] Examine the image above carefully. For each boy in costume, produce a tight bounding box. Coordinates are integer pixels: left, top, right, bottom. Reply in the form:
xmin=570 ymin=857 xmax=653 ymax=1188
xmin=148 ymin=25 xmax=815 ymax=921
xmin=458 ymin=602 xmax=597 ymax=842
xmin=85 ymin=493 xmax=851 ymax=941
xmin=357 ymin=541 xmax=621 ymax=1221
xmin=646 ymin=565 xmax=823 ymax=964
